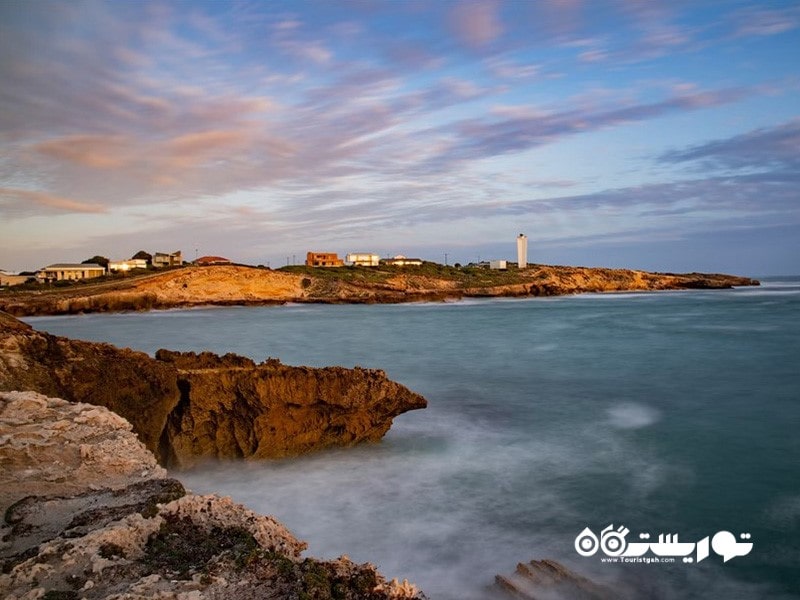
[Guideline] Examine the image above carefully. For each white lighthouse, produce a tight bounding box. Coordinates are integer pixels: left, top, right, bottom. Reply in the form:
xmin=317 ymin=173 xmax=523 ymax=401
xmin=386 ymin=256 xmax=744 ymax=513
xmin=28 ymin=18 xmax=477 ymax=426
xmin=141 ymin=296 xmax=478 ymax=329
xmin=517 ymin=233 xmax=528 ymax=269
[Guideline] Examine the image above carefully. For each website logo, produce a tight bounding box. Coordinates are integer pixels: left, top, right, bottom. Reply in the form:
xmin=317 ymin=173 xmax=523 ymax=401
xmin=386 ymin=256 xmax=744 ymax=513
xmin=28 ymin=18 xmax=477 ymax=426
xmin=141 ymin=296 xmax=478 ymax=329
xmin=575 ymin=525 xmax=753 ymax=564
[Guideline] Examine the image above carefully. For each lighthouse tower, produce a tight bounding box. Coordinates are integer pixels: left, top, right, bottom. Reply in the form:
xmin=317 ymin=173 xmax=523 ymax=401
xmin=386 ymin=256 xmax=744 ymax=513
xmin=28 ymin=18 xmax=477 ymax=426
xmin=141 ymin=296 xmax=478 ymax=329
xmin=517 ymin=233 xmax=528 ymax=269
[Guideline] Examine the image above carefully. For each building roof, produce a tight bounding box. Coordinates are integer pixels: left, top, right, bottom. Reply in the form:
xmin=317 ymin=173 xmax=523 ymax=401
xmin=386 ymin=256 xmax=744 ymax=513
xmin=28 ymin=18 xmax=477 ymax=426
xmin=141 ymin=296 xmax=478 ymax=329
xmin=40 ymin=263 xmax=105 ymax=270
xmin=195 ymin=255 xmax=231 ymax=264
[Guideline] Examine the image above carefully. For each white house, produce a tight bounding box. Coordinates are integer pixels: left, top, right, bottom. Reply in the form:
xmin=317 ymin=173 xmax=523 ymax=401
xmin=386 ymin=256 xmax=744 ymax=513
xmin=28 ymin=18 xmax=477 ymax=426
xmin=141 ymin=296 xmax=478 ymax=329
xmin=383 ymin=255 xmax=423 ymax=267
xmin=108 ymin=259 xmax=148 ymax=272
xmin=346 ymin=253 xmax=381 ymax=267
xmin=36 ymin=263 xmax=106 ymax=282
xmin=489 ymin=260 xmax=507 ymax=270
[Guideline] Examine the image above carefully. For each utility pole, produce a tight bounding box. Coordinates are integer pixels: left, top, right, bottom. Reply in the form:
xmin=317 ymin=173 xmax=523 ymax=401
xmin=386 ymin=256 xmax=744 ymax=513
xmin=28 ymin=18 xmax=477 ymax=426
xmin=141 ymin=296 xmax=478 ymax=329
xmin=286 ymin=256 xmax=290 ymax=266
xmin=444 ymin=253 xmax=448 ymax=266
xmin=292 ymin=254 xmax=296 ymax=265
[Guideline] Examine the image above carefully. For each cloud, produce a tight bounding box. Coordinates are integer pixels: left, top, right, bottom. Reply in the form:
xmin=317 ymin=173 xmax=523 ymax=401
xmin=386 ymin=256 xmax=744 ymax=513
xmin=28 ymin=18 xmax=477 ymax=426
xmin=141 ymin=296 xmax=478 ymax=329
xmin=0 ymin=187 xmax=106 ymax=216
xmin=164 ymin=130 xmax=254 ymax=169
xmin=0 ymin=1 xmax=797 ymax=275
xmin=730 ymin=6 xmax=800 ymax=37
xmin=448 ymin=1 xmax=503 ymax=48
xmin=422 ymin=87 xmax=752 ymax=168
xmin=659 ymin=119 xmax=800 ymax=173
xmin=35 ymin=136 xmax=132 ymax=169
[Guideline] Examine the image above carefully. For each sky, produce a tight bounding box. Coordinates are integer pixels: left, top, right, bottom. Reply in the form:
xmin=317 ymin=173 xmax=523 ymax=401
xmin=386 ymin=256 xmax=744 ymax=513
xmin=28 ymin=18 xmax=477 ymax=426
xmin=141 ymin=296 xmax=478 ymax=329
xmin=1 ymin=0 xmax=798 ymax=276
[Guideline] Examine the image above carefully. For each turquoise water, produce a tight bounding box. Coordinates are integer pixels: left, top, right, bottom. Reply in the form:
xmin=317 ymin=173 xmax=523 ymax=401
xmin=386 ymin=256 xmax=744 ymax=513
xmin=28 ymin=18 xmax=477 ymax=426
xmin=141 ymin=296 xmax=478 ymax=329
xmin=26 ymin=280 xmax=800 ymax=599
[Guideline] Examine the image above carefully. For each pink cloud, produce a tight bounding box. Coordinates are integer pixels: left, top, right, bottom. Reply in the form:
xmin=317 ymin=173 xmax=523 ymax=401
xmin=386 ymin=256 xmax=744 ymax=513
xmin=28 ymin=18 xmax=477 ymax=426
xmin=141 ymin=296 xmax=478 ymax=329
xmin=449 ymin=1 xmax=503 ymax=48
xmin=35 ymin=135 xmax=132 ymax=169
xmin=0 ymin=187 xmax=107 ymax=215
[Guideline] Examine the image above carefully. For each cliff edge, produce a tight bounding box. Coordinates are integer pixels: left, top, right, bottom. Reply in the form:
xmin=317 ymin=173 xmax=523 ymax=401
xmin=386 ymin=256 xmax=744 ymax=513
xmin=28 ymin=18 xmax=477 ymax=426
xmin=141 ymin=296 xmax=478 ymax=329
xmin=0 ymin=313 xmax=427 ymax=467
xmin=0 ymin=264 xmax=759 ymax=316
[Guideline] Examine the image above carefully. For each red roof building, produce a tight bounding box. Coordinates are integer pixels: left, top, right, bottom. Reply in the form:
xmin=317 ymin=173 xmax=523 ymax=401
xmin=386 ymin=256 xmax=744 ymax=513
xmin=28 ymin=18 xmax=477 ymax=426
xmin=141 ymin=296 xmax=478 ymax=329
xmin=195 ymin=256 xmax=231 ymax=266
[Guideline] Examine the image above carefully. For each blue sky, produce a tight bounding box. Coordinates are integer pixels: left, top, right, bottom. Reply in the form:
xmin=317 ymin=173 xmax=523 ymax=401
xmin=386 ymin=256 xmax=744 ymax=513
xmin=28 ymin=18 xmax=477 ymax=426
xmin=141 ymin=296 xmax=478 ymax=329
xmin=1 ymin=0 xmax=798 ymax=275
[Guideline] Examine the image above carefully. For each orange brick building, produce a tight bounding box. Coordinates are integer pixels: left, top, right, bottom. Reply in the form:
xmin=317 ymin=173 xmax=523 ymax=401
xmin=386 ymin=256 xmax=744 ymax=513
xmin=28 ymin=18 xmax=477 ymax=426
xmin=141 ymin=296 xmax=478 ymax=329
xmin=305 ymin=252 xmax=344 ymax=267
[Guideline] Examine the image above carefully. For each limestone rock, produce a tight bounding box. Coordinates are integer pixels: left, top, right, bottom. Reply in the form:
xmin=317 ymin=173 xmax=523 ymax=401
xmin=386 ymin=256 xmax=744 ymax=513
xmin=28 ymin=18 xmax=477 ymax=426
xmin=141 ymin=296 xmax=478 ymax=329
xmin=157 ymin=350 xmax=428 ymax=467
xmin=0 ymin=391 xmax=166 ymax=516
xmin=0 ymin=314 xmax=427 ymax=466
xmin=0 ymin=392 xmax=426 ymax=600
xmin=0 ymin=325 xmax=180 ymax=454
xmin=0 ymin=264 xmax=758 ymax=317
xmin=495 ymin=559 xmax=619 ymax=600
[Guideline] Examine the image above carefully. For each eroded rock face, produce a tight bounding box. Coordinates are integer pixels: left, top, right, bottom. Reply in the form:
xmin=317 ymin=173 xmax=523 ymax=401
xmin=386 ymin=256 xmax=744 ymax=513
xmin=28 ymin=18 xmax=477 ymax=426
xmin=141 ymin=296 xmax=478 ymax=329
xmin=157 ymin=350 xmax=428 ymax=467
xmin=0 ymin=325 xmax=180 ymax=454
xmin=0 ymin=313 xmax=427 ymax=467
xmin=0 ymin=392 xmax=425 ymax=600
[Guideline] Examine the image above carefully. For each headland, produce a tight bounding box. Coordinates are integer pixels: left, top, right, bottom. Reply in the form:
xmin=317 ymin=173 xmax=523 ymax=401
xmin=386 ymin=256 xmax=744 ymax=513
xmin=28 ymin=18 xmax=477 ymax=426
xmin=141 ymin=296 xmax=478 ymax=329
xmin=0 ymin=263 xmax=759 ymax=317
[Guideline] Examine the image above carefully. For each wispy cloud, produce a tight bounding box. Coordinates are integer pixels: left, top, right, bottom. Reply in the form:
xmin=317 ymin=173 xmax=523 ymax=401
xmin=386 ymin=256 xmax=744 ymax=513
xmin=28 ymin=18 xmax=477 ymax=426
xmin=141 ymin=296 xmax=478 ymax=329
xmin=422 ymin=87 xmax=753 ymax=168
xmin=35 ymin=136 xmax=132 ymax=169
xmin=0 ymin=187 xmax=106 ymax=216
xmin=659 ymin=119 xmax=800 ymax=172
xmin=0 ymin=1 xmax=797 ymax=272
xmin=730 ymin=6 xmax=800 ymax=37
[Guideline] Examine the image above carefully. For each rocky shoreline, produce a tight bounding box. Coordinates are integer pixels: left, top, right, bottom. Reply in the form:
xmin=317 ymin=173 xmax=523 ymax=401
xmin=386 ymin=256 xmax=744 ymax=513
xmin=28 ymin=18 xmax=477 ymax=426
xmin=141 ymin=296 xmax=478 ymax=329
xmin=0 ymin=390 xmax=426 ymax=599
xmin=1 ymin=312 xmax=634 ymax=598
xmin=0 ymin=264 xmax=759 ymax=317
xmin=0 ymin=311 xmax=429 ymax=597
xmin=0 ymin=312 xmax=426 ymax=467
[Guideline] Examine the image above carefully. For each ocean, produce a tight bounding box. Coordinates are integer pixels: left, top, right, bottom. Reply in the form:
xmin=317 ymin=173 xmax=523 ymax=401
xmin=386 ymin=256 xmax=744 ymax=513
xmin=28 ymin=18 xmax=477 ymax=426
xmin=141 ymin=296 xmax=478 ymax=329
xmin=25 ymin=278 xmax=800 ymax=599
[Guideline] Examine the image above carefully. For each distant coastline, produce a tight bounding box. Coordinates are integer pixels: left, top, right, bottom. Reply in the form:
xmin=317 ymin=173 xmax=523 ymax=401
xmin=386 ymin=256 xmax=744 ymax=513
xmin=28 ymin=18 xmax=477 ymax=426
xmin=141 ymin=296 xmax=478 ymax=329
xmin=0 ymin=263 xmax=759 ymax=317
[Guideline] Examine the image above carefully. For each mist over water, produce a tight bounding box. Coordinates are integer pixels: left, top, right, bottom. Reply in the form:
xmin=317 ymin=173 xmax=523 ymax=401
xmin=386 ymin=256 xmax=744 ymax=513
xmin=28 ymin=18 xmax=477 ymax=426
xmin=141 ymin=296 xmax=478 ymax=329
xmin=27 ymin=281 xmax=800 ymax=599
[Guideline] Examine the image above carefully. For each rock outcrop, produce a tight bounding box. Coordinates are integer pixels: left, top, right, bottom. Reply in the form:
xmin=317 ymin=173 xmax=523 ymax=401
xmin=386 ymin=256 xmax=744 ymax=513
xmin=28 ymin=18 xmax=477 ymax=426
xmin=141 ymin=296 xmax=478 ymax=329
xmin=495 ymin=559 xmax=619 ymax=600
xmin=0 ymin=391 xmax=167 ymax=519
xmin=0 ymin=391 xmax=425 ymax=599
xmin=0 ymin=313 xmax=427 ymax=467
xmin=157 ymin=350 xmax=427 ymax=467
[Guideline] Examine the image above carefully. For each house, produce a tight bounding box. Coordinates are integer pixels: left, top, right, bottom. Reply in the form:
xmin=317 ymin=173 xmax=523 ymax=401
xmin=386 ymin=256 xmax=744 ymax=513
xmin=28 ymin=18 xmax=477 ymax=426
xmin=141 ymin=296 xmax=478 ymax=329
xmin=382 ymin=255 xmax=423 ymax=267
xmin=153 ymin=251 xmax=182 ymax=268
xmin=195 ymin=255 xmax=231 ymax=266
xmin=0 ymin=270 xmax=29 ymax=287
xmin=346 ymin=253 xmax=380 ymax=267
xmin=36 ymin=263 xmax=106 ymax=282
xmin=305 ymin=252 xmax=344 ymax=267
xmin=108 ymin=259 xmax=148 ymax=272
xmin=489 ymin=260 xmax=507 ymax=270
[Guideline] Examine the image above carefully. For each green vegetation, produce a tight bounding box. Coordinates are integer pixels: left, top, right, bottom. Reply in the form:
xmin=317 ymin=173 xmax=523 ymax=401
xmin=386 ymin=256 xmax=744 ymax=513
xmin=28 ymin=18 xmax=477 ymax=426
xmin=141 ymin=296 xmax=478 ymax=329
xmin=143 ymin=515 xmax=260 ymax=579
xmin=280 ymin=261 xmax=535 ymax=288
xmin=280 ymin=264 xmax=393 ymax=284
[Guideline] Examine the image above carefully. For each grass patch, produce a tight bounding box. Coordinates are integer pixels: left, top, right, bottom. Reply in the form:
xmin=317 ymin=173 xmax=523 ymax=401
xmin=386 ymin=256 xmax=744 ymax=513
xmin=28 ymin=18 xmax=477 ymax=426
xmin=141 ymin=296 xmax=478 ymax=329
xmin=143 ymin=515 xmax=260 ymax=579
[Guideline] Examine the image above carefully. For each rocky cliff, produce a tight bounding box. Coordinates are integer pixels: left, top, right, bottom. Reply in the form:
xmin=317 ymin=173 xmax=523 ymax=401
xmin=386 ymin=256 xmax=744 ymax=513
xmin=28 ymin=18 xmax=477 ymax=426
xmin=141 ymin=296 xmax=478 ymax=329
xmin=157 ymin=350 xmax=427 ymax=467
xmin=0 ymin=313 xmax=427 ymax=467
xmin=0 ymin=264 xmax=759 ymax=316
xmin=0 ymin=391 xmax=425 ymax=599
